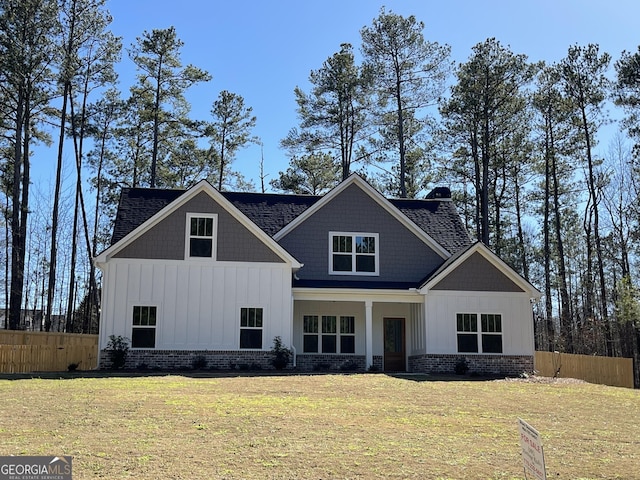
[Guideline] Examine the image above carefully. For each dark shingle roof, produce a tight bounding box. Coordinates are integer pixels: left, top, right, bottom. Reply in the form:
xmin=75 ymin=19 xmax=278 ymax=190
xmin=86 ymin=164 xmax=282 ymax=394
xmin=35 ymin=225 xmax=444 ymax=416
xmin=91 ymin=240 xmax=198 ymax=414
xmin=391 ymin=198 xmax=473 ymax=253
xmin=111 ymin=187 xmax=185 ymax=244
xmin=221 ymin=192 xmax=319 ymax=237
xmin=110 ymin=185 xmax=472 ymax=254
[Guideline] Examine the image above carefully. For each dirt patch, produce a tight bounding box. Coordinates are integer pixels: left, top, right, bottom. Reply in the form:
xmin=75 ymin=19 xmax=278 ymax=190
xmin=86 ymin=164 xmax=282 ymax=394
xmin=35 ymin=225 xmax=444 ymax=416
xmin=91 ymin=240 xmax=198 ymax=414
xmin=497 ymin=374 xmax=587 ymax=384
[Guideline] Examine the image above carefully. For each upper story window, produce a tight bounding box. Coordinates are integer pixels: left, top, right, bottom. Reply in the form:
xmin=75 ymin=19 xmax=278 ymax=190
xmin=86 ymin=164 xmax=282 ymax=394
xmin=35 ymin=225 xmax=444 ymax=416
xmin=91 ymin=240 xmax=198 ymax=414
xmin=329 ymin=232 xmax=379 ymax=275
xmin=186 ymin=213 xmax=217 ymax=259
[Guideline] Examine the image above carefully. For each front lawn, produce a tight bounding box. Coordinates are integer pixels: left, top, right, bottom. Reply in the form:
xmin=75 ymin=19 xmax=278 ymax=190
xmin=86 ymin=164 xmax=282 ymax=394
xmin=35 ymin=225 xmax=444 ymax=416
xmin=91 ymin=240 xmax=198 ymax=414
xmin=0 ymin=373 xmax=637 ymax=479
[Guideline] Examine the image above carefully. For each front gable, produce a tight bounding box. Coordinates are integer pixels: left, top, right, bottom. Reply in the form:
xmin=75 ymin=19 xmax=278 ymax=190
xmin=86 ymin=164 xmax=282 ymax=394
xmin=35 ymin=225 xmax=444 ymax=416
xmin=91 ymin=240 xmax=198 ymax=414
xmin=421 ymin=243 xmax=541 ymax=296
xmin=95 ymin=181 xmax=300 ymax=267
xmin=275 ymin=175 xmax=449 ymax=286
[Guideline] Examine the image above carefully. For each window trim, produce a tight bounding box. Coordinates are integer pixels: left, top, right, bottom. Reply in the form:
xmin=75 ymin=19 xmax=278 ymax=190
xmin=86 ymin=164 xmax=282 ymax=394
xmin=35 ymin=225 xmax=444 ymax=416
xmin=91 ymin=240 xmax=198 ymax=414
xmin=456 ymin=312 xmax=503 ymax=354
xmin=328 ymin=231 xmax=379 ymax=276
xmin=239 ymin=306 xmax=264 ymax=350
xmin=302 ymin=314 xmax=356 ymax=354
xmin=185 ymin=213 xmax=218 ymax=260
xmin=131 ymin=305 xmax=158 ymax=349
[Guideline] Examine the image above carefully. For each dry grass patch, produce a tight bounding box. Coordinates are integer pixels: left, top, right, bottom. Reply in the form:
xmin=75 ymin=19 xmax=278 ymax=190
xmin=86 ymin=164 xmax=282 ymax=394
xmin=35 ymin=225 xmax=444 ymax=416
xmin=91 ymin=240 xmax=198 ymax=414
xmin=0 ymin=373 xmax=638 ymax=479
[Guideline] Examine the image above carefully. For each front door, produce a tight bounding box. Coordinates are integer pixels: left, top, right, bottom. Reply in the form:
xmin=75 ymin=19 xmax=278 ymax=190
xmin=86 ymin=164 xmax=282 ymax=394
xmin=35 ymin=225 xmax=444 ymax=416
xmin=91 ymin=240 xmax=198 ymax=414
xmin=384 ymin=318 xmax=406 ymax=372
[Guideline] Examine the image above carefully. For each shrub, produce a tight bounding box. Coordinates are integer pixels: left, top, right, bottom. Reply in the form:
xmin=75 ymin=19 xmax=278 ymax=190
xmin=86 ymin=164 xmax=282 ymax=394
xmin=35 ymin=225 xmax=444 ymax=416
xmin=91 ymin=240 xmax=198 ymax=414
xmin=106 ymin=335 xmax=129 ymax=370
xmin=313 ymin=363 xmax=331 ymax=372
xmin=270 ymin=336 xmax=292 ymax=370
xmin=454 ymin=357 xmax=469 ymax=375
xmin=191 ymin=355 xmax=208 ymax=370
xmin=339 ymin=360 xmax=359 ymax=372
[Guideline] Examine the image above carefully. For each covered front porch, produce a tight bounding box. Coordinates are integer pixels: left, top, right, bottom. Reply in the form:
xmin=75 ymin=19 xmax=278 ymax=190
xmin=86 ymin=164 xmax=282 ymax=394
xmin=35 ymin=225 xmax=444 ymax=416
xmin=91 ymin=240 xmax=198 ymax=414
xmin=291 ymin=288 xmax=426 ymax=372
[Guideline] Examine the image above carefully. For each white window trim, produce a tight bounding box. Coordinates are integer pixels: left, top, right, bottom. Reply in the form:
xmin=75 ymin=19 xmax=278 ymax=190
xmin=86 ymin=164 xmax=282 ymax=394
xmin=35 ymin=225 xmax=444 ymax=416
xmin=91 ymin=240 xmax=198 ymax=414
xmin=185 ymin=213 xmax=218 ymax=260
xmin=328 ymin=231 xmax=379 ymax=276
xmin=455 ymin=312 xmax=504 ymax=354
xmin=239 ymin=306 xmax=264 ymax=350
xmin=130 ymin=304 xmax=159 ymax=349
xmin=302 ymin=314 xmax=356 ymax=354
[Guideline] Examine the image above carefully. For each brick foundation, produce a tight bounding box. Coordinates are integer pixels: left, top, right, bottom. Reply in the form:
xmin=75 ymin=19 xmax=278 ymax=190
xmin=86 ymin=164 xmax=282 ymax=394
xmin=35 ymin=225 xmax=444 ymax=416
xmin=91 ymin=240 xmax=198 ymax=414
xmin=99 ymin=349 xmax=279 ymax=371
xmin=408 ymin=354 xmax=533 ymax=376
xmin=100 ymin=349 xmax=532 ymax=376
xmin=294 ymin=354 xmax=385 ymax=372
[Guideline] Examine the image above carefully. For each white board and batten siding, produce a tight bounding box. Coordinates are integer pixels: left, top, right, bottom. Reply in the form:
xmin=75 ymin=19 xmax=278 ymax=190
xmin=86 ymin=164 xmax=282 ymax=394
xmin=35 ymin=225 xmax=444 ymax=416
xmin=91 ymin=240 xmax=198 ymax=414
xmin=99 ymin=259 xmax=293 ymax=351
xmin=424 ymin=290 xmax=535 ymax=355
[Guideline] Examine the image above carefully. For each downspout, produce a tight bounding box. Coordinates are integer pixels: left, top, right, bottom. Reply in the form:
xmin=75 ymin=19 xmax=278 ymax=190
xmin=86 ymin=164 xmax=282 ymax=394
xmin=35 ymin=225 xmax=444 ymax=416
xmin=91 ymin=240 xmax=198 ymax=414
xmin=290 ymin=269 xmax=301 ymax=368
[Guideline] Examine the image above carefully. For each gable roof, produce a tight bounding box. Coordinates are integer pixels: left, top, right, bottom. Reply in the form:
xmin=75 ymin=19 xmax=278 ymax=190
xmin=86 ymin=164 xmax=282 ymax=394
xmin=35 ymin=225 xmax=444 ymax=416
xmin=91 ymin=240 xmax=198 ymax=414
xmin=107 ymin=175 xmax=473 ymax=257
xmin=419 ymin=242 xmax=541 ymax=297
xmin=97 ymin=180 xmax=302 ymax=267
xmin=272 ymin=175 xmax=453 ymax=259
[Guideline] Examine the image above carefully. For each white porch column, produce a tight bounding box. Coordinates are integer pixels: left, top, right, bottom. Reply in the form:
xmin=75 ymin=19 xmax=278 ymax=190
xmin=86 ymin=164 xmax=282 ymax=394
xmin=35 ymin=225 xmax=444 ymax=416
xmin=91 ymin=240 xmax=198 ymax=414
xmin=365 ymin=300 xmax=373 ymax=369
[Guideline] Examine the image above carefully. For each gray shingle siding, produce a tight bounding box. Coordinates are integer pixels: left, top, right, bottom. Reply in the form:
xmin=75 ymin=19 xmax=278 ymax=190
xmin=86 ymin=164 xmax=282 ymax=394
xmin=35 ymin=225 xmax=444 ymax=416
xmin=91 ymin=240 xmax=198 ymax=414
xmin=278 ymin=184 xmax=444 ymax=284
xmin=114 ymin=192 xmax=284 ymax=263
xmin=431 ymin=252 xmax=524 ymax=292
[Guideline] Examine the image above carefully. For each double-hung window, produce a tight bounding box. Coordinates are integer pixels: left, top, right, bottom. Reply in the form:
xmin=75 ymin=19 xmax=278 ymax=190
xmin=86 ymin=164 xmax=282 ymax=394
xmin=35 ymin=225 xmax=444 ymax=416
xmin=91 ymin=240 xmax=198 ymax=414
xmin=303 ymin=314 xmax=356 ymax=354
xmin=240 ymin=307 xmax=263 ymax=349
xmin=132 ymin=305 xmax=157 ymax=348
xmin=456 ymin=313 xmax=503 ymax=354
xmin=329 ymin=232 xmax=378 ymax=275
xmin=186 ymin=213 xmax=217 ymax=259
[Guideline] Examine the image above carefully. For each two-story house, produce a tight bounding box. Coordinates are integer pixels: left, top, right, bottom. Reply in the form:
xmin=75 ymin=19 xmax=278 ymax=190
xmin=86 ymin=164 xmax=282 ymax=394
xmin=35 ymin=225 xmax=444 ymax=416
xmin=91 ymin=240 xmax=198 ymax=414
xmin=94 ymin=174 xmax=540 ymax=374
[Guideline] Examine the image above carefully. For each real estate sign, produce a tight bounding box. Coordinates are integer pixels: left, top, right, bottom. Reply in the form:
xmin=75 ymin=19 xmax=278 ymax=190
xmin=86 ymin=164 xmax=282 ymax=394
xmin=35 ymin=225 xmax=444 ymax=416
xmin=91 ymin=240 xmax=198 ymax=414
xmin=518 ymin=418 xmax=547 ymax=480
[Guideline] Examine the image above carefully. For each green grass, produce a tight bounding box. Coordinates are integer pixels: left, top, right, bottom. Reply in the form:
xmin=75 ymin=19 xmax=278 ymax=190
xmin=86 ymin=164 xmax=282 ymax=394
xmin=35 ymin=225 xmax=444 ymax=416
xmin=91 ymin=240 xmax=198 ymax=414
xmin=0 ymin=373 xmax=638 ymax=479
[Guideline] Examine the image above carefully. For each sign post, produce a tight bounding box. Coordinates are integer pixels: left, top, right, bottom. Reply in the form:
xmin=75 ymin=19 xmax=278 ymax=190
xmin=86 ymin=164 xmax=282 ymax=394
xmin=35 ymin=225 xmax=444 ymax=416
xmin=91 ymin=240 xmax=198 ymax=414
xmin=517 ymin=418 xmax=547 ymax=480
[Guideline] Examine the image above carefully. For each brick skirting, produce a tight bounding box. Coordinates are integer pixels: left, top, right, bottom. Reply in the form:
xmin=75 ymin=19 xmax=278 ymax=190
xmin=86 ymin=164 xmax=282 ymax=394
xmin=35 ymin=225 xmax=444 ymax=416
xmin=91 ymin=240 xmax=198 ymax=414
xmin=99 ymin=349 xmax=277 ymax=371
xmin=294 ymin=354 xmax=384 ymax=372
xmin=100 ymin=349 xmax=532 ymax=376
xmin=408 ymin=354 xmax=533 ymax=376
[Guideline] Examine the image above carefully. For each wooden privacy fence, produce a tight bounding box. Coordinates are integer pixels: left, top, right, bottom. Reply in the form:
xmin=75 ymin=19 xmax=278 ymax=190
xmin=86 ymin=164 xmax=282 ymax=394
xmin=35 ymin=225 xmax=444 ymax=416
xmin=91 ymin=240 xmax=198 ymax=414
xmin=0 ymin=331 xmax=98 ymax=373
xmin=535 ymin=351 xmax=634 ymax=389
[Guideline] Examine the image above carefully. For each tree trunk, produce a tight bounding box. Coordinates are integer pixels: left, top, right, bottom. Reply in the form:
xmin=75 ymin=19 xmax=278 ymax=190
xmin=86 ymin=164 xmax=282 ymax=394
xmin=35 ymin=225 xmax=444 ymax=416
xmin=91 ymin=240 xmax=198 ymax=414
xmin=9 ymin=89 xmax=27 ymax=330
xmin=46 ymin=82 xmax=70 ymax=332
xmin=542 ymin=110 xmax=554 ymax=350
xmin=150 ymin=54 xmax=164 ymax=188
xmin=551 ymin=133 xmax=572 ymax=352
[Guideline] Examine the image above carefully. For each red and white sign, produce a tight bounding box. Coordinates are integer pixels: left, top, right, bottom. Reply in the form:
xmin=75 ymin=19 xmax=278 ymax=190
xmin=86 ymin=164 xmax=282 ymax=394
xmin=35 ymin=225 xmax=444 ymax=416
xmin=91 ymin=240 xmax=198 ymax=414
xmin=518 ymin=418 xmax=547 ymax=480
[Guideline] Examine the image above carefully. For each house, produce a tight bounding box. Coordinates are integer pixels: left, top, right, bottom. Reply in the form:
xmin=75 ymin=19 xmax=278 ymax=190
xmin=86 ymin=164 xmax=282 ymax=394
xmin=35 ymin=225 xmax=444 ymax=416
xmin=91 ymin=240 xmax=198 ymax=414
xmin=94 ymin=174 xmax=540 ymax=374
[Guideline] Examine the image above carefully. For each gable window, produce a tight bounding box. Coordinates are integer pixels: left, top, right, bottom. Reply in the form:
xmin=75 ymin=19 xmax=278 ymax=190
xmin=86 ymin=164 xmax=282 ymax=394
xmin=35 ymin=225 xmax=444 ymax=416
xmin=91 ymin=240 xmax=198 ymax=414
xmin=240 ymin=307 xmax=263 ymax=349
xmin=303 ymin=314 xmax=356 ymax=354
xmin=186 ymin=213 xmax=217 ymax=259
xmin=132 ymin=306 xmax=157 ymax=348
xmin=456 ymin=313 xmax=503 ymax=354
xmin=329 ymin=232 xmax=379 ymax=275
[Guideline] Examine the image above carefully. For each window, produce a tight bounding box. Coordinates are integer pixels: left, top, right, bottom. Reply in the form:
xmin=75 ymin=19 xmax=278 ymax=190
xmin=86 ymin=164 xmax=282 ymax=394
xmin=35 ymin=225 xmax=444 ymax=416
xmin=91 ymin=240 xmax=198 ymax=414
xmin=481 ymin=314 xmax=503 ymax=353
xmin=186 ymin=213 xmax=217 ymax=259
xmin=132 ymin=306 xmax=157 ymax=348
xmin=303 ymin=315 xmax=319 ymax=353
xmin=456 ymin=313 xmax=503 ymax=354
xmin=456 ymin=313 xmax=478 ymax=353
xmin=340 ymin=316 xmax=355 ymax=354
xmin=322 ymin=316 xmax=337 ymax=353
xmin=303 ymin=314 xmax=355 ymax=354
xmin=240 ymin=307 xmax=263 ymax=349
xmin=329 ymin=232 xmax=379 ymax=275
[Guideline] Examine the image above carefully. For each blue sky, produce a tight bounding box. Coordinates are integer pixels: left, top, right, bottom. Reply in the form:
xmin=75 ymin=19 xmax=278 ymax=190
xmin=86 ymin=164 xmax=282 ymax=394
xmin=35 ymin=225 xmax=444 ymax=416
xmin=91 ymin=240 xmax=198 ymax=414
xmin=35 ymin=0 xmax=640 ymax=191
